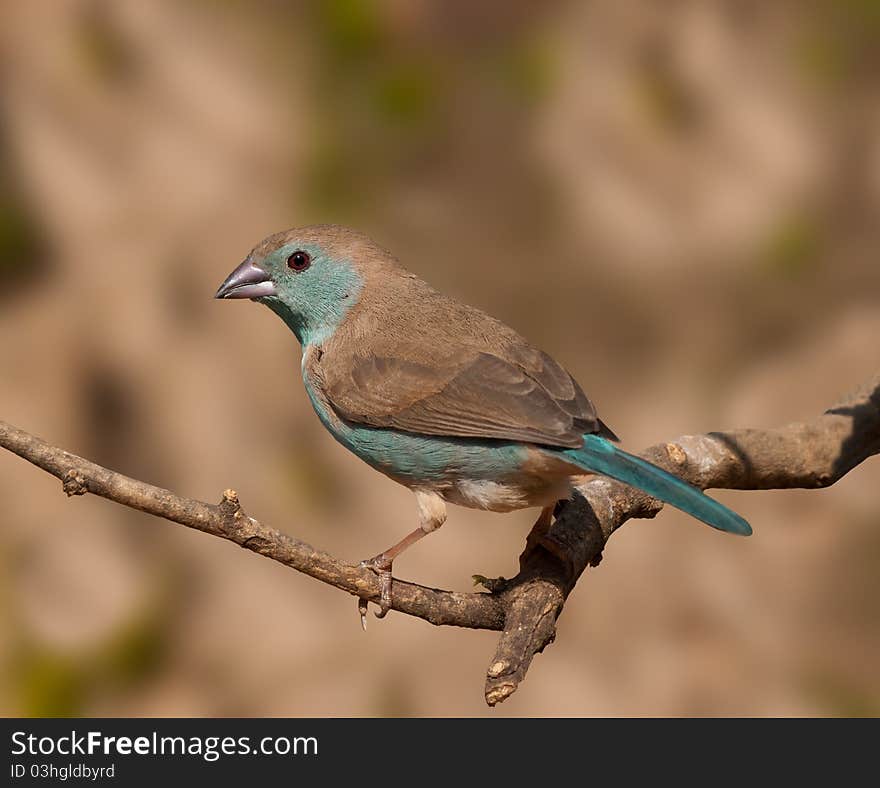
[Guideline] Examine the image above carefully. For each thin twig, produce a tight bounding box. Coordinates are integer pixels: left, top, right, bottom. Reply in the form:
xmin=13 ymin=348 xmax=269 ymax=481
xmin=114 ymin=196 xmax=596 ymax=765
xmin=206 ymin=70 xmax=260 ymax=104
xmin=1 ymin=372 xmax=877 ymax=706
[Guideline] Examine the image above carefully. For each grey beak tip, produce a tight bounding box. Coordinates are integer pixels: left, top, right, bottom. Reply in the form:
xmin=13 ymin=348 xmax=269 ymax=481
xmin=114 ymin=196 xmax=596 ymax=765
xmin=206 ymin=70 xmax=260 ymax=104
xmin=215 ymin=259 xmax=277 ymax=300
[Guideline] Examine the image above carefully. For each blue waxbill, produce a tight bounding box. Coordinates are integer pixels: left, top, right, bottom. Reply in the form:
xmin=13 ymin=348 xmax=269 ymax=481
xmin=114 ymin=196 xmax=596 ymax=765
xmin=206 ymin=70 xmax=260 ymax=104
xmin=216 ymin=225 xmax=751 ymax=619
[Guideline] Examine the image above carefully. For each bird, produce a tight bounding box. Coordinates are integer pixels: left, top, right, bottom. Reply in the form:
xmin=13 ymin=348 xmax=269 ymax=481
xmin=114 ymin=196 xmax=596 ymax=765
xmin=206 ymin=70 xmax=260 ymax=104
xmin=215 ymin=224 xmax=751 ymax=621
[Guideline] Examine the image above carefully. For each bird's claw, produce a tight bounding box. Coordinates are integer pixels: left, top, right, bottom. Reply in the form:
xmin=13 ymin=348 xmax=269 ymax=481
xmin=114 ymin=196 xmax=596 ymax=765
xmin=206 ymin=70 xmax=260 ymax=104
xmin=357 ymin=554 xmax=394 ymax=624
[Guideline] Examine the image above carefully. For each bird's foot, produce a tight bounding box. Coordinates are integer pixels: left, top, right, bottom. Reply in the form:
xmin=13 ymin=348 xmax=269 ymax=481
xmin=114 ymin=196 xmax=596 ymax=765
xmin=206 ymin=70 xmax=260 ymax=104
xmin=358 ymin=552 xmax=394 ymax=626
xmin=356 ymin=525 xmax=431 ymax=628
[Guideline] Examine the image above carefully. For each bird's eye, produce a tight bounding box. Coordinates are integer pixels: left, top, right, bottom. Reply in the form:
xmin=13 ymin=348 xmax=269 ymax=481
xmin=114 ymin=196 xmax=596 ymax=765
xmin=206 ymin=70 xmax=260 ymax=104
xmin=287 ymin=251 xmax=311 ymax=272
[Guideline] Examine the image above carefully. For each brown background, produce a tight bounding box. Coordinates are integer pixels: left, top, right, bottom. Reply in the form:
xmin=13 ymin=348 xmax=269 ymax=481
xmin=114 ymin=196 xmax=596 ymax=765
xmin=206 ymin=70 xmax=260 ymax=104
xmin=1 ymin=0 xmax=878 ymax=717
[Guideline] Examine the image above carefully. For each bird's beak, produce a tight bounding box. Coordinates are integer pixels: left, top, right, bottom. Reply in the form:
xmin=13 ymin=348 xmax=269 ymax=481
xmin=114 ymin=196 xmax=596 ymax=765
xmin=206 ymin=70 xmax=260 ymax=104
xmin=214 ymin=260 xmax=277 ymax=300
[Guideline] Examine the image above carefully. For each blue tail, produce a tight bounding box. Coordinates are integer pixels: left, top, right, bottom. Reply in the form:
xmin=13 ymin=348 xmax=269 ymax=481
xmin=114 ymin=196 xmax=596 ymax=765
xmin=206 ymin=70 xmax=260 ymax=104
xmin=560 ymin=434 xmax=752 ymax=536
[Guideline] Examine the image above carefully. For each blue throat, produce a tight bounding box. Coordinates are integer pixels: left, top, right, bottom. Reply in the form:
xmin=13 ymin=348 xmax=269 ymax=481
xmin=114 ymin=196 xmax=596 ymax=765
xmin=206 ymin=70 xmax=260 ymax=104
xmin=257 ymin=245 xmax=364 ymax=347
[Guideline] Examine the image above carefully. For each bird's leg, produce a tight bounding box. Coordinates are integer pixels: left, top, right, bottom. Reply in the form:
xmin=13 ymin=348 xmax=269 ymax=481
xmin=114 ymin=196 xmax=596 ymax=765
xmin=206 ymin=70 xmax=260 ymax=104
xmin=522 ymin=505 xmax=554 ymax=552
xmin=359 ymin=527 xmax=427 ymax=621
xmin=359 ymin=490 xmax=447 ymax=625
xmin=535 ymin=504 xmax=555 ymax=533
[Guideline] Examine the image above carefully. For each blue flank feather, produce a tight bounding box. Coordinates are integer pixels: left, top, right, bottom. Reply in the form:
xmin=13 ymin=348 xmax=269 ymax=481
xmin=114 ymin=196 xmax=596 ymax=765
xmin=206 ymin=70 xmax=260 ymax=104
xmin=560 ymin=435 xmax=752 ymax=536
xmin=301 ymin=369 xmax=530 ymax=483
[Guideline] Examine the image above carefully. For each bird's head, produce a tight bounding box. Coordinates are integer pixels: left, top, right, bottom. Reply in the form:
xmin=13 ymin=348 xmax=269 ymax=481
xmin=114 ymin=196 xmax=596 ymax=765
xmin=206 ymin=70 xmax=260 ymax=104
xmin=215 ymin=224 xmax=392 ymax=346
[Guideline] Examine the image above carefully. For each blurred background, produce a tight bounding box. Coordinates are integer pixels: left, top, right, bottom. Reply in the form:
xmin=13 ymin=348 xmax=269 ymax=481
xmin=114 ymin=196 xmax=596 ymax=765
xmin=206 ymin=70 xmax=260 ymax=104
xmin=1 ymin=0 xmax=878 ymax=717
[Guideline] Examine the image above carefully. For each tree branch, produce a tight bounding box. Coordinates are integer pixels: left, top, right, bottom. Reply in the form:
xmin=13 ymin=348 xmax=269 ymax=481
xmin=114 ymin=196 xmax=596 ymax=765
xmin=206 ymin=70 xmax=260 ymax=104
xmin=1 ymin=372 xmax=877 ymax=706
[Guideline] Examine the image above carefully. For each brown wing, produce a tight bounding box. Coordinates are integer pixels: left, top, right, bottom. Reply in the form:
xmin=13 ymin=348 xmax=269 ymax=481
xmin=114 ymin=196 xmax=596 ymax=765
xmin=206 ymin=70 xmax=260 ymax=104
xmin=321 ymin=347 xmax=611 ymax=449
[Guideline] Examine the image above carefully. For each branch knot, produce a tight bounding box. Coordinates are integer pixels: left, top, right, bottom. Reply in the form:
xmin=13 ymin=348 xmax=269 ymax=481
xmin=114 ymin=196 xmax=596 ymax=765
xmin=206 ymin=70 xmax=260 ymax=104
xmin=62 ymin=469 xmax=88 ymax=497
xmin=218 ymin=488 xmax=247 ymax=533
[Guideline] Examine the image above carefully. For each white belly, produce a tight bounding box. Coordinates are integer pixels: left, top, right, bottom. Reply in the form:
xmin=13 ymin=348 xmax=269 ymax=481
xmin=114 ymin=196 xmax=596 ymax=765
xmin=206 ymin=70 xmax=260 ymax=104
xmin=443 ymin=477 xmax=572 ymax=513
